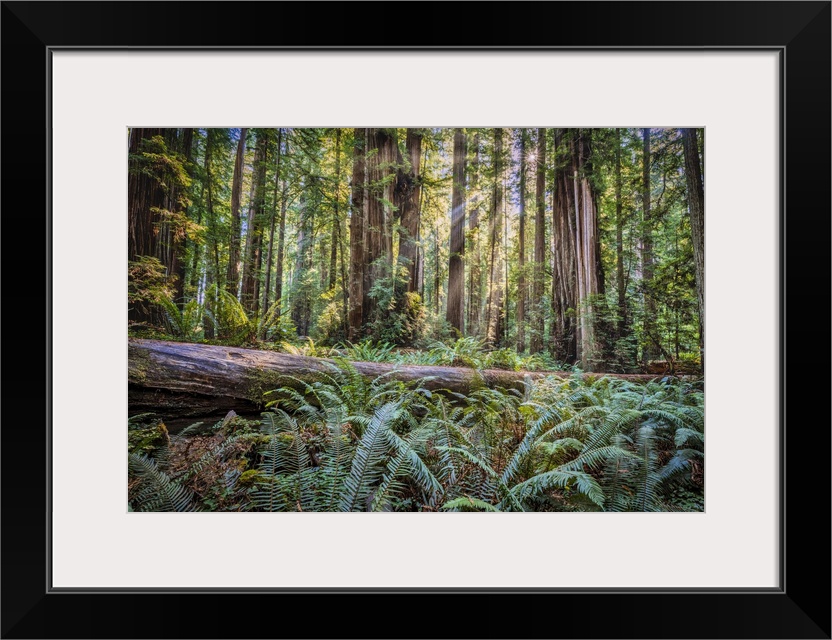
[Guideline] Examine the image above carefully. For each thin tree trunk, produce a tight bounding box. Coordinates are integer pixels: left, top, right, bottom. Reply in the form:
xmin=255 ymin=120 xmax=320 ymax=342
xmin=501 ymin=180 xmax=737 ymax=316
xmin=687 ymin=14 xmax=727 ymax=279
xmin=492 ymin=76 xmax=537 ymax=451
xmin=348 ymin=128 xmax=366 ymax=340
xmin=261 ymin=129 xmax=283 ymax=334
xmin=530 ymin=128 xmax=547 ymax=354
xmin=363 ymin=128 xmax=381 ymax=326
xmin=225 ymin=128 xmax=247 ymax=297
xmin=291 ymin=182 xmax=313 ymax=336
xmin=682 ymin=127 xmax=705 ymax=361
xmin=615 ymin=129 xmax=627 ymax=331
xmin=329 ymin=128 xmax=342 ymax=291
xmin=434 ymin=227 xmax=440 ymax=315
xmin=446 ymin=128 xmax=466 ymax=333
xmin=241 ymin=130 xmax=268 ymax=314
xmin=189 ymin=130 xmax=210 ymax=295
xmin=641 ymin=127 xmax=657 ymax=364
xmin=485 ymin=128 xmax=504 ymax=344
xmin=516 ymin=129 xmax=527 ymax=352
xmin=466 ymin=133 xmax=481 ymax=335
xmin=274 ymin=172 xmax=288 ymax=319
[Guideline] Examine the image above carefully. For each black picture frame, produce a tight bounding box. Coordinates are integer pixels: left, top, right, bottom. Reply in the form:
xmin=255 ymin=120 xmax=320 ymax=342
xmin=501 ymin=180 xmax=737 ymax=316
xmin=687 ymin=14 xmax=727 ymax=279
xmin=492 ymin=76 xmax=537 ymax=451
xmin=2 ymin=2 xmax=829 ymax=638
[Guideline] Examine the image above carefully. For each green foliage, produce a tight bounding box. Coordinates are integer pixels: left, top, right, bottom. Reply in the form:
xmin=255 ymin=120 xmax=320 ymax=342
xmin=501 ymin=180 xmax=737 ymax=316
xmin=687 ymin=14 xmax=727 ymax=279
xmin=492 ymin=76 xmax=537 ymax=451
xmin=128 ymin=256 xmax=175 ymax=326
xmin=128 ymin=415 xmax=170 ymax=456
xmin=157 ymin=296 xmax=207 ymax=341
xmin=337 ymin=340 xmax=397 ymax=362
xmin=128 ymin=453 xmax=198 ymax=512
xmin=129 ymin=367 xmax=702 ymax=512
xmin=364 ymin=262 xmax=426 ymax=345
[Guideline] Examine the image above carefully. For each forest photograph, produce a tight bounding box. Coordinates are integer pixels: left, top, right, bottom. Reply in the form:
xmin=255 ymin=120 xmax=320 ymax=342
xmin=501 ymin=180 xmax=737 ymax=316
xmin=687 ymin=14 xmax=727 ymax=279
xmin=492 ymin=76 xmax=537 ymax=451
xmin=128 ymin=126 xmax=705 ymax=513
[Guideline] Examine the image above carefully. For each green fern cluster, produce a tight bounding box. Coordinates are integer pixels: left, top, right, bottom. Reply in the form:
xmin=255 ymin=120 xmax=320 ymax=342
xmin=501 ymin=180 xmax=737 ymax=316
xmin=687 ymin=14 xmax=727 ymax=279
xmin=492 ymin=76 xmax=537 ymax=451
xmin=128 ymin=363 xmax=703 ymax=512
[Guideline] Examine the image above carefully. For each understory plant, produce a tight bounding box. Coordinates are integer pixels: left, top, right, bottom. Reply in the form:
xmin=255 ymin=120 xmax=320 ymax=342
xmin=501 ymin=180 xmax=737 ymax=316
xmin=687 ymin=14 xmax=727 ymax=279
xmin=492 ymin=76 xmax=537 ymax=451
xmin=128 ymin=364 xmax=703 ymax=512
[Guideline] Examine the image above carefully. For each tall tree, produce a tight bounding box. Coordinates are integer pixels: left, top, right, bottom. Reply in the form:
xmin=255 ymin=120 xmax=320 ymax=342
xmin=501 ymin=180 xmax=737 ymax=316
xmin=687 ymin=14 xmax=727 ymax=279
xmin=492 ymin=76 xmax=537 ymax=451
xmin=329 ymin=128 xmax=342 ymax=292
xmin=682 ymin=128 xmax=705 ymax=355
xmin=262 ymin=129 xmax=283 ymax=322
xmin=363 ymin=128 xmax=382 ymax=324
xmin=291 ymin=178 xmax=314 ymax=336
xmin=273 ymin=143 xmax=289 ymax=319
xmin=446 ymin=128 xmax=466 ymax=333
xmin=241 ymin=129 xmax=268 ymax=313
xmin=485 ymin=128 xmax=504 ymax=344
xmin=551 ymin=129 xmax=602 ymax=369
xmin=225 ymin=128 xmax=247 ymax=296
xmin=348 ymin=128 xmax=366 ymax=339
xmin=128 ymin=127 xmax=166 ymax=324
xmin=614 ymin=128 xmax=630 ymax=348
xmin=466 ymin=132 xmax=481 ymax=336
xmin=398 ymin=129 xmax=423 ymax=293
xmin=516 ymin=129 xmax=527 ymax=352
xmin=128 ymin=128 xmax=191 ymax=322
xmin=641 ymin=127 xmax=657 ymax=363
xmin=530 ymin=128 xmax=546 ymax=354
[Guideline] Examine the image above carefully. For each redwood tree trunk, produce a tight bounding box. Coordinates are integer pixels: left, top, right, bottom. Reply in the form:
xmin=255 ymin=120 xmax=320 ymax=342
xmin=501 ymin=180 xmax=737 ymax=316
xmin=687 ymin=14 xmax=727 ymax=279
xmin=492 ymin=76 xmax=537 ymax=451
xmin=398 ymin=129 xmax=423 ymax=293
xmin=516 ymin=129 xmax=527 ymax=352
xmin=552 ymin=129 xmax=601 ymax=369
xmin=262 ymin=129 xmax=283 ymax=326
xmin=329 ymin=128 xmax=342 ymax=292
xmin=530 ymin=128 xmax=546 ymax=354
xmin=363 ymin=128 xmax=382 ymax=325
xmin=241 ymin=130 xmax=268 ymax=313
xmin=485 ymin=128 xmax=504 ymax=344
xmin=641 ymin=127 xmax=657 ymax=363
xmin=225 ymin=128 xmax=248 ymax=297
xmin=348 ymin=128 xmax=366 ymax=340
xmin=615 ymin=128 xmax=630 ymax=351
xmin=682 ymin=128 xmax=705 ymax=358
xmin=466 ymin=133 xmax=481 ymax=336
xmin=128 ymin=127 xmax=166 ymax=324
xmin=446 ymin=128 xmax=466 ymax=333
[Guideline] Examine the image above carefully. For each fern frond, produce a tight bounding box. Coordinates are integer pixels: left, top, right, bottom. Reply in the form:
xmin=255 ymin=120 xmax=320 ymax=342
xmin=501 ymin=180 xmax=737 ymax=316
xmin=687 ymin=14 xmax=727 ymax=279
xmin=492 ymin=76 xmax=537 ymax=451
xmin=440 ymin=496 xmax=500 ymax=512
xmin=129 ymin=453 xmax=198 ymax=512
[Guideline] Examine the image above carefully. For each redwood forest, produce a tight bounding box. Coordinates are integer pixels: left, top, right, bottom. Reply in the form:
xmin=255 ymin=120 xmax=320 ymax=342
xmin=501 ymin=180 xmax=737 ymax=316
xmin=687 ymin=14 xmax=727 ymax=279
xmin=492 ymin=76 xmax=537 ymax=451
xmin=128 ymin=127 xmax=705 ymax=513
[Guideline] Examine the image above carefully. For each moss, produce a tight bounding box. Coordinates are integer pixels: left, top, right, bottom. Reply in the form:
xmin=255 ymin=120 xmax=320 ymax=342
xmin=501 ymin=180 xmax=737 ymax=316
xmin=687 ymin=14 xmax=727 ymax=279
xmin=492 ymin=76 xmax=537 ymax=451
xmin=128 ymin=419 xmax=170 ymax=455
xmin=237 ymin=469 xmax=266 ymax=487
xmin=128 ymin=345 xmax=152 ymax=384
xmin=242 ymin=367 xmax=288 ymax=405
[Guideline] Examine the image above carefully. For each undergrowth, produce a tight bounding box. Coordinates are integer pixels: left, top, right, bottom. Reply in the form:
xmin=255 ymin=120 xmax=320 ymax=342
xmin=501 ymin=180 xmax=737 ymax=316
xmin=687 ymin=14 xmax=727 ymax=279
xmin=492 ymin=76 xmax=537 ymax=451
xmin=128 ymin=362 xmax=703 ymax=513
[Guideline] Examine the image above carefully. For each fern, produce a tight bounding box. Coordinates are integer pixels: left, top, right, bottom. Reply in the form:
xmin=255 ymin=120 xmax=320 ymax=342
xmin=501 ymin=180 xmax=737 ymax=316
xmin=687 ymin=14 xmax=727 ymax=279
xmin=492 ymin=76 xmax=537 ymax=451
xmin=129 ymin=453 xmax=198 ymax=512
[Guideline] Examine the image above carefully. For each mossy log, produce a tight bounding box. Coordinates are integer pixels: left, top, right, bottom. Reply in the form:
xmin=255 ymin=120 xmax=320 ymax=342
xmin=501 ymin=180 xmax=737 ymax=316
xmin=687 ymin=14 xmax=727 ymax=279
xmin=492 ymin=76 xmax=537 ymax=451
xmin=128 ymin=338 xmax=685 ymax=419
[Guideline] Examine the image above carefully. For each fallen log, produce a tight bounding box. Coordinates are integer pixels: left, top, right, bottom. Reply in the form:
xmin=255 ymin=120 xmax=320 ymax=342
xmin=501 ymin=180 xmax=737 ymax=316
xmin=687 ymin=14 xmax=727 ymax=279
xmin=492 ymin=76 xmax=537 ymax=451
xmin=128 ymin=338 xmax=689 ymax=419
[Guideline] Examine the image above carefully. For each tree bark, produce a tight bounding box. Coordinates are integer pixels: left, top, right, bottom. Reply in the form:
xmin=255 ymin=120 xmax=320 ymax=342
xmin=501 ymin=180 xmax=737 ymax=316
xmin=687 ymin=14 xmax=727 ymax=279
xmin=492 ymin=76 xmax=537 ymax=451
xmin=348 ymin=128 xmax=366 ymax=340
xmin=241 ymin=130 xmax=268 ymax=314
xmin=446 ymin=128 xmax=466 ymax=333
xmin=363 ymin=128 xmax=383 ymax=323
xmin=466 ymin=132 xmax=481 ymax=336
xmin=641 ymin=127 xmax=657 ymax=363
xmin=398 ymin=129 xmax=423 ymax=293
xmin=530 ymin=128 xmax=547 ymax=354
xmin=128 ymin=127 xmax=166 ymax=324
xmin=128 ymin=338 xmax=685 ymax=418
xmin=516 ymin=129 xmax=527 ymax=352
xmin=614 ymin=128 xmax=631 ymax=355
xmin=682 ymin=128 xmax=705 ymax=359
xmin=551 ymin=129 xmax=602 ymax=370
xmin=329 ymin=128 xmax=342 ymax=292
xmin=261 ymin=129 xmax=283 ymax=329
xmin=225 ymin=128 xmax=247 ymax=297
xmin=485 ymin=127 xmax=504 ymax=344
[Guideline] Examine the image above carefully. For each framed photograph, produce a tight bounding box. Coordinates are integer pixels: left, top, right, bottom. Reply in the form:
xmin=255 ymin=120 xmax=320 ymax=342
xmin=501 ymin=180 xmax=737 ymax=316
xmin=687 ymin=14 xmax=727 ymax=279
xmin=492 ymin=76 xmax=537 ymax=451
xmin=3 ymin=1 xmax=829 ymax=638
